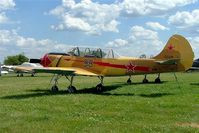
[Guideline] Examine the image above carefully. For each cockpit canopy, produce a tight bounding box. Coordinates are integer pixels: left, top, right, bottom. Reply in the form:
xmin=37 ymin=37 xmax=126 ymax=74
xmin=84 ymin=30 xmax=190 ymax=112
xmin=67 ymin=47 xmax=120 ymax=59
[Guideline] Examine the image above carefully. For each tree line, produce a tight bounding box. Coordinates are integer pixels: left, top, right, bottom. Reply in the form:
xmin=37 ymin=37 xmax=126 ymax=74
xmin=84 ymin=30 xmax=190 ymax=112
xmin=3 ymin=53 xmax=29 ymax=65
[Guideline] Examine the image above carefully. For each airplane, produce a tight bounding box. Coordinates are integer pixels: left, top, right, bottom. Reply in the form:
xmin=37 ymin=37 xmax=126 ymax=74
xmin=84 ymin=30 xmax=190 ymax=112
xmin=0 ymin=63 xmax=8 ymax=76
xmin=2 ymin=62 xmax=42 ymax=77
xmin=187 ymin=58 xmax=199 ymax=71
xmin=30 ymin=34 xmax=194 ymax=93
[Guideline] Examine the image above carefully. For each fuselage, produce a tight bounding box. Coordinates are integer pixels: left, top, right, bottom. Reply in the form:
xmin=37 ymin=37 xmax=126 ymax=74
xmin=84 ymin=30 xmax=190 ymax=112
xmin=42 ymin=53 xmax=179 ymax=76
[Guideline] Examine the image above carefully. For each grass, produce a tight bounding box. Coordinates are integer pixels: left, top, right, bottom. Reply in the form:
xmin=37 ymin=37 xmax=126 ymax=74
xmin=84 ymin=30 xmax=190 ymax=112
xmin=0 ymin=72 xmax=198 ymax=132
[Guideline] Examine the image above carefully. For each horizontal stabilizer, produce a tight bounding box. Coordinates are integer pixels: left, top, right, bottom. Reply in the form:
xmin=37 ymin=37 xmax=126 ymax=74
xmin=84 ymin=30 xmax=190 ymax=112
xmin=155 ymin=58 xmax=180 ymax=65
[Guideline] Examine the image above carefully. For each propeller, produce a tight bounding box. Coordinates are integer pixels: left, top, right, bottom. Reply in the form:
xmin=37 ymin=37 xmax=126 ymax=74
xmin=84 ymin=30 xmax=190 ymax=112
xmin=29 ymin=59 xmax=41 ymax=63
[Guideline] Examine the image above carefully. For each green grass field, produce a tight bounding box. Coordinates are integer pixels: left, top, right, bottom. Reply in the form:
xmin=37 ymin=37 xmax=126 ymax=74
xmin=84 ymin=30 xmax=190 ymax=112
xmin=0 ymin=72 xmax=198 ymax=132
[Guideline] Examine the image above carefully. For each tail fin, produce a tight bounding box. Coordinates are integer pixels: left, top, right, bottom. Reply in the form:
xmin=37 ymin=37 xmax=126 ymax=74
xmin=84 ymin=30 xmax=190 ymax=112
xmin=153 ymin=34 xmax=194 ymax=71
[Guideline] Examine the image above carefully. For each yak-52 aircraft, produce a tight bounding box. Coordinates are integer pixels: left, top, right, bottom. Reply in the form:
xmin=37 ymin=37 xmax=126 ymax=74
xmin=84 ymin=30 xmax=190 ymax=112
xmin=30 ymin=34 xmax=194 ymax=93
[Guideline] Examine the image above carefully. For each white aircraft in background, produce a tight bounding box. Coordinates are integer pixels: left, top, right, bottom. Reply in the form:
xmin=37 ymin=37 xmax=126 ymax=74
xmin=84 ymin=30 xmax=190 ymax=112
xmin=0 ymin=63 xmax=8 ymax=76
xmin=2 ymin=62 xmax=42 ymax=77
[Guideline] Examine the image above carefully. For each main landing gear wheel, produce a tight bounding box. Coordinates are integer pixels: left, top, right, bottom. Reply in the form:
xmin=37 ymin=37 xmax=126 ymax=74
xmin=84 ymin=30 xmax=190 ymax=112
xmin=155 ymin=78 xmax=161 ymax=83
xmin=127 ymin=78 xmax=132 ymax=84
xmin=68 ymin=86 xmax=77 ymax=93
xmin=96 ymin=83 xmax=103 ymax=92
xmin=143 ymin=75 xmax=148 ymax=83
xmin=51 ymin=85 xmax=59 ymax=92
xmin=155 ymin=73 xmax=161 ymax=83
xmin=143 ymin=78 xmax=149 ymax=83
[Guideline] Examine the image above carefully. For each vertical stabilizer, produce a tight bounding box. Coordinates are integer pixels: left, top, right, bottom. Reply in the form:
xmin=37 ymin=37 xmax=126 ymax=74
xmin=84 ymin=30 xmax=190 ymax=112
xmin=153 ymin=34 xmax=194 ymax=71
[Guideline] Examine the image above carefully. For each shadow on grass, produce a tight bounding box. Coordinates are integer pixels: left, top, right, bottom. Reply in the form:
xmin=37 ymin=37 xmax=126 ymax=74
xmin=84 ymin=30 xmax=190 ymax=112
xmin=1 ymin=82 xmax=173 ymax=99
xmin=190 ymin=83 xmax=199 ymax=86
xmin=114 ymin=81 xmax=167 ymax=85
xmin=138 ymin=93 xmax=173 ymax=98
xmin=1 ymin=84 xmax=127 ymax=99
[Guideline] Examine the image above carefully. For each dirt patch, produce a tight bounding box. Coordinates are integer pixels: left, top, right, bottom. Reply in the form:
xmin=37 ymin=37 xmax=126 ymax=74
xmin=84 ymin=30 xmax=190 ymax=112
xmin=176 ymin=122 xmax=199 ymax=128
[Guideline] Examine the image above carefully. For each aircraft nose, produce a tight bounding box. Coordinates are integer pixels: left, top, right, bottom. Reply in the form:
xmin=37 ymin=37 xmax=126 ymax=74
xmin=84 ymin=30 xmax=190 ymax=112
xmin=40 ymin=54 xmax=52 ymax=67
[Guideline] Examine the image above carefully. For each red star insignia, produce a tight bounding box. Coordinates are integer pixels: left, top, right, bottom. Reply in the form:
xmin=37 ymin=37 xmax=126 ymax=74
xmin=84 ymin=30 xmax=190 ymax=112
xmin=168 ymin=44 xmax=174 ymax=50
xmin=125 ymin=62 xmax=136 ymax=73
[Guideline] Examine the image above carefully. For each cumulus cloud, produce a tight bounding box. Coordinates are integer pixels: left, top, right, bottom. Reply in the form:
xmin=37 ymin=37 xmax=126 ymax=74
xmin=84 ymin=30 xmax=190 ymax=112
xmin=146 ymin=22 xmax=169 ymax=31
xmin=106 ymin=26 xmax=163 ymax=57
xmin=49 ymin=0 xmax=120 ymax=35
xmin=107 ymin=39 xmax=128 ymax=48
xmin=188 ymin=37 xmax=199 ymax=58
xmin=0 ymin=0 xmax=15 ymax=11
xmin=168 ymin=9 xmax=199 ymax=30
xmin=0 ymin=0 xmax=15 ymax=24
xmin=0 ymin=29 xmax=72 ymax=61
xmin=120 ymin=0 xmax=197 ymax=16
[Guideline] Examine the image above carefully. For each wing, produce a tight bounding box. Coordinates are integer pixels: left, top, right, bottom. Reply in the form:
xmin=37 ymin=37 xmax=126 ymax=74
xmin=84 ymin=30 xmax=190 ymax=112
xmin=33 ymin=67 xmax=99 ymax=76
xmin=14 ymin=66 xmax=34 ymax=73
xmin=155 ymin=58 xmax=180 ymax=65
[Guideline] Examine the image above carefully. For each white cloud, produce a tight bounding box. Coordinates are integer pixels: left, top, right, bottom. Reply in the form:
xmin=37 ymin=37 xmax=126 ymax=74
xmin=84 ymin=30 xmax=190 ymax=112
xmin=146 ymin=22 xmax=169 ymax=31
xmin=107 ymin=39 xmax=128 ymax=48
xmin=168 ymin=9 xmax=199 ymax=29
xmin=0 ymin=30 xmax=72 ymax=61
xmin=107 ymin=26 xmax=163 ymax=57
xmin=0 ymin=0 xmax=15 ymax=11
xmin=49 ymin=0 xmax=120 ymax=35
xmin=0 ymin=0 xmax=15 ymax=24
xmin=0 ymin=12 xmax=9 ymax=23
xmin=120 ymin=0 xmax=197 ymax=16
xmin=188 ymin=37 xmax=199 ymax=58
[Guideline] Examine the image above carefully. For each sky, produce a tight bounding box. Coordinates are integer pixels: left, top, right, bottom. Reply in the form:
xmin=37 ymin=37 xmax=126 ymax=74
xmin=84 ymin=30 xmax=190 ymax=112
xmin=0 ymin=0 xmax=199 ymax=62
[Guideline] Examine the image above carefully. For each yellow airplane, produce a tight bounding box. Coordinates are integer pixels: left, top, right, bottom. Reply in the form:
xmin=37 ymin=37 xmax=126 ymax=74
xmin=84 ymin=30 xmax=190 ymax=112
xmin=30 ymin=34 xmax=194 ymax=93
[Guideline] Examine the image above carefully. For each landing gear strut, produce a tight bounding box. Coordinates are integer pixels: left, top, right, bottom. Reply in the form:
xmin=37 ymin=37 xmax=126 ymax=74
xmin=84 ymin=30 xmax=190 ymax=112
xmin=50 ymin=74 xmax=77 ymax=93
xmin=51 ymin=74 xmax=60 ymax=92
xmin=65 ymin=76 xmax=77 ymax=93
xmin=127 ymin=75 xmax=132 ymax=84
xmin=96 ymin=76 xmax=104 ymax=92
xmin=143 ymin=75 xmax=149 ymax=83
xmin=155 ymin=73 xmax=161 ymax=83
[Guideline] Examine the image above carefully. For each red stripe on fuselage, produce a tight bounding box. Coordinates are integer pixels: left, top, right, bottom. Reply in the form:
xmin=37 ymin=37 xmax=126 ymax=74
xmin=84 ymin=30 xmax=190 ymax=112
xmin=94 ymin=61 xmax=150 ymax=72
xmin=64 ymin=58 xmax=150 ymax=72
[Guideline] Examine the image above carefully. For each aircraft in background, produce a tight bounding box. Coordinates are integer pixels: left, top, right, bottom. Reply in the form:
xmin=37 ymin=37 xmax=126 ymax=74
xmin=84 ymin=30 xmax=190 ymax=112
xmin=0 ymin=63 xmax=8 ymax=76
xmin=187 ymin=58 xmax=199 ymax=71
xmin=30 ymin=34 xmax=194 ymax=93
xmin=2 ymin=62 xmax=42 ymax=77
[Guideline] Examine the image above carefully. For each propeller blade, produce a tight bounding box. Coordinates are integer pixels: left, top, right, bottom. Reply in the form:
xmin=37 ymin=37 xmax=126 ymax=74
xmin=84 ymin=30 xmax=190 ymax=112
xmin=29 ymin=59 xmax=41 ymax=63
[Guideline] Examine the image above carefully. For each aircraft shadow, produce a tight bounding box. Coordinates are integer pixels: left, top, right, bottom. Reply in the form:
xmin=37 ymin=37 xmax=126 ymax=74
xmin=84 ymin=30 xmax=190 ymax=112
xmin=190 ymin=83 xmax=199 ymax=86
xmin=1 ymin=83 xmax=173 ymax=99
xmin=138 ymin=93 xmax=173 ymax=98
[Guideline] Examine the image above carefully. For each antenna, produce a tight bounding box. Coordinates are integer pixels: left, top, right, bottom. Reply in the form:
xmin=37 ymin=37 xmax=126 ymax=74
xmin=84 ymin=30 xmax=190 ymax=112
xmin=173 ymin=72 xmax=182 ymax=90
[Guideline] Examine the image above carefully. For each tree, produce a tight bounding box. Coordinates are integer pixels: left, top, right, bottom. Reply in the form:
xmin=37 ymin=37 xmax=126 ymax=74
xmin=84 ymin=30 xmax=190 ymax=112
xmin=4 ymin=53 xmax=29 ymax=65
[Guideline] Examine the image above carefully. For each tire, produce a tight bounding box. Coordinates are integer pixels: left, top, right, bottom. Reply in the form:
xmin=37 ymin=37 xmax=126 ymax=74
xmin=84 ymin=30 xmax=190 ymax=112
xmin=68 ymin=86 xmax=77 ymax=93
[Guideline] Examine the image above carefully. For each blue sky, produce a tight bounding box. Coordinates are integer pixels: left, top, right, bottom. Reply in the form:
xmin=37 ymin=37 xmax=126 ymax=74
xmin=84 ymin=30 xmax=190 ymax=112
xmin=0 ymin=0 xmax=199 ymax=62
